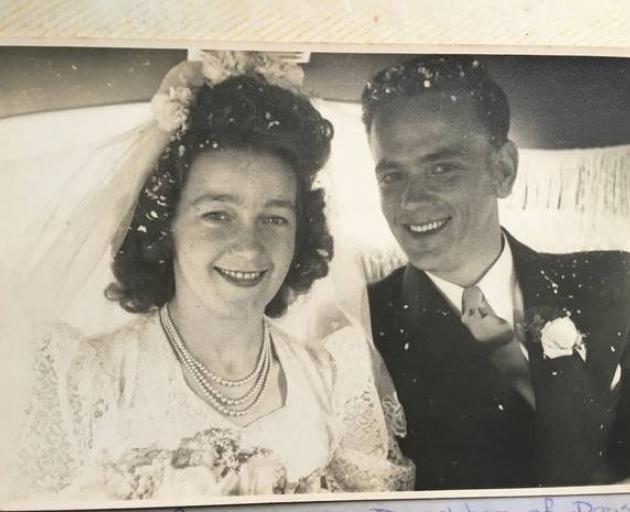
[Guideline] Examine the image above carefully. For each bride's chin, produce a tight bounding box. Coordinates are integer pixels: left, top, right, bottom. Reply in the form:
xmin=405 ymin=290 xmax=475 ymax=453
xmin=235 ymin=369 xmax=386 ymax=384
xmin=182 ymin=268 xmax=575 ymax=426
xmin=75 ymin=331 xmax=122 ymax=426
xmin=209 ymin=296 xmax=270 ymax=320
xmin=174 ymin=278 xmax=274 ymax=320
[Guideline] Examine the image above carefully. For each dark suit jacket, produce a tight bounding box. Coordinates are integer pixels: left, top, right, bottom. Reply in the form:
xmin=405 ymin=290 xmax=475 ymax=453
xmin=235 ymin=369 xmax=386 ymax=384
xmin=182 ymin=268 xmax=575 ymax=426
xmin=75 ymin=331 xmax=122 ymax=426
xmin=368 ymin=232 xmax=630 ymax=490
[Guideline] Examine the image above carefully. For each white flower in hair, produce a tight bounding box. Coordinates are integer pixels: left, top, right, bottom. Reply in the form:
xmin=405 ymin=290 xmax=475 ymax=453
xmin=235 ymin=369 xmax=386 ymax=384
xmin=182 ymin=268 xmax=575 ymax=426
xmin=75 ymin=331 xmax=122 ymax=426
xmin=151 ymin=86 xmax=193 ymax=133
xmin=245 ymin=52 xmax=305 ymax=91
xmin=199 ymin=50 xmax=304 ymax=90
xmin=201 ymin=50 xmax=250 ymax=84
xmin=152 ymin=51 xmax=305 ymax=135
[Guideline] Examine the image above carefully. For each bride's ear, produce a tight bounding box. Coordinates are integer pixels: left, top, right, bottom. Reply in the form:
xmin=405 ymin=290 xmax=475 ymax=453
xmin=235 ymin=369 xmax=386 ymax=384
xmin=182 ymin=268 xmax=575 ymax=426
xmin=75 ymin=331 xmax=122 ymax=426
xmin=493 ymin=140 xmax=518 ymax=199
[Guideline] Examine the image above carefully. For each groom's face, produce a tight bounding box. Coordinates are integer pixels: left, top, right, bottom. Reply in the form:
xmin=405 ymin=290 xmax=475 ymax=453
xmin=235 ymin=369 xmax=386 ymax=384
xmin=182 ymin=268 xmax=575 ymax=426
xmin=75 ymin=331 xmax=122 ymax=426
xmin=368 ymin=92 xmax=516 ymax=277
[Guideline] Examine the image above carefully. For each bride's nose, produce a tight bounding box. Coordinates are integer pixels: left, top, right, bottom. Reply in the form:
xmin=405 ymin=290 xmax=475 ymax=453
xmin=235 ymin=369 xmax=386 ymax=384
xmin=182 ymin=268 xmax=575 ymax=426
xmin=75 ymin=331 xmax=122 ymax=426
xmin=231 ymin=222 xmax=265 ymax=257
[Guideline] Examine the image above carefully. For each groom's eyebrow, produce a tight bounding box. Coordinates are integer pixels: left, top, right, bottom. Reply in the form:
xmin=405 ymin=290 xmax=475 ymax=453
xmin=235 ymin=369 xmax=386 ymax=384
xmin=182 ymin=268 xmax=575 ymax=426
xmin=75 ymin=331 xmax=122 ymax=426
xmin=376 ymin=148 xmax=468 ymax=173
xmin=375 ymin=159 xmax=401 ymax=173
xmin=420 ymin=148 xmax=468 ymax=162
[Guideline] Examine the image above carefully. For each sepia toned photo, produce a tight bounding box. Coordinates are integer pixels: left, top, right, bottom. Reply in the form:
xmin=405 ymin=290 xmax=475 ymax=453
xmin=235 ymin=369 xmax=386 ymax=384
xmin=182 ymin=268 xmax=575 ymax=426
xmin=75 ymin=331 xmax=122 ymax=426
xmin=0 ymin=47 xmax=629 ymax=510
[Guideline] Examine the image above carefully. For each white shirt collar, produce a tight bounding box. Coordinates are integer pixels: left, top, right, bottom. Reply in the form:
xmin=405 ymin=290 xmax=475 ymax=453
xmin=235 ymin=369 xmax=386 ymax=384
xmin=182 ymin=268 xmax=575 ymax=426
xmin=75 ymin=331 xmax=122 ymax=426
xmin=426 ymin=236 xmax=518 ymax=326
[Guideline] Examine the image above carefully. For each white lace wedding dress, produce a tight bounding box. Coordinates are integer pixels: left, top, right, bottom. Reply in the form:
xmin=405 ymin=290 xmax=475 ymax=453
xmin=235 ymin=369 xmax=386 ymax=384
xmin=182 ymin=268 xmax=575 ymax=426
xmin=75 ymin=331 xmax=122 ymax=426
xmin=8 ymin=310 xmax=414 ymax=503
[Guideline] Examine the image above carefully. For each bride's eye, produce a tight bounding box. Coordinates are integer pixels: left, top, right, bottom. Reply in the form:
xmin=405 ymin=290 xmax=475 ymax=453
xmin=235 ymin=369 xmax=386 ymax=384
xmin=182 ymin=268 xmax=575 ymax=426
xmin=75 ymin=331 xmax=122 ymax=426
xmin=201 ymin=211 xmax=231 ymax=222
xmin=261 ymin=215 xmax=289 ymax=226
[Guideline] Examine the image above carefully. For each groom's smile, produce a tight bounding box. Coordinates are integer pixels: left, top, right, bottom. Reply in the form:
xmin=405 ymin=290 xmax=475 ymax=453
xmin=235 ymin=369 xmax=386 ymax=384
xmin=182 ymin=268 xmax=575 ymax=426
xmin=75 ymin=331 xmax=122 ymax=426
xmin=404 ymin=216 xmax=451 ymax=235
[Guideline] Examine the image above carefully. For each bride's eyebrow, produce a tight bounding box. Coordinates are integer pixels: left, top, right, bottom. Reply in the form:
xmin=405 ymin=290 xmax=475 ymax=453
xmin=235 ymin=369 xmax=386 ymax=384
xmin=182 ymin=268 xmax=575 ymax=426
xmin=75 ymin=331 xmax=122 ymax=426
xmin=265 ymin=199 xmax=296 ymax=211
xmin=192 ymin=193 xmax=239 ymax=206
xmin=190 ymin=195 xmax=295 ymax=211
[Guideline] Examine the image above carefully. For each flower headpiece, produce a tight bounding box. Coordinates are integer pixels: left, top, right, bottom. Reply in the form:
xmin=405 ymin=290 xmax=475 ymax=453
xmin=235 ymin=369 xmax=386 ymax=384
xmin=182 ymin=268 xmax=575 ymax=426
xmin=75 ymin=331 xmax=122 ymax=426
xmin=151 ymin=51 xmax=305 ymax=134
xmin=200 ymin=51 xmax=305 ymax=92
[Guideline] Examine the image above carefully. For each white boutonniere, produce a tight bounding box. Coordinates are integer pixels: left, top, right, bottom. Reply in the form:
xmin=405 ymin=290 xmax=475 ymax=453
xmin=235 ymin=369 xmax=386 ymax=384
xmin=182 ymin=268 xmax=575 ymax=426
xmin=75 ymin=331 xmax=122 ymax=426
xmin=540 ymin=316 xmax=587 ymax=361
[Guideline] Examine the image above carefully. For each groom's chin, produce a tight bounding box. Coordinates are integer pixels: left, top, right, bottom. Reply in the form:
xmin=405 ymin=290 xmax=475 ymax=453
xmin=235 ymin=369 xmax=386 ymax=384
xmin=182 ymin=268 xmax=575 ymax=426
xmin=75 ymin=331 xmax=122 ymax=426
xmin=408 ymin=255 xmax=443 ymax=273
xmin=395 ymin=233 xmax=450 ymax=270
xmin=399 ymin=244 xmax=443 ymax=272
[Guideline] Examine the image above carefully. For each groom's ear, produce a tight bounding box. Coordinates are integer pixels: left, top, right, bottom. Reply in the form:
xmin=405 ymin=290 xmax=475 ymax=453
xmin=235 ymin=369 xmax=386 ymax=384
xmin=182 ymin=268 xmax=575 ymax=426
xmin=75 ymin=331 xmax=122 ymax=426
xmin=492 ymin=140 xmax=518 ymax=199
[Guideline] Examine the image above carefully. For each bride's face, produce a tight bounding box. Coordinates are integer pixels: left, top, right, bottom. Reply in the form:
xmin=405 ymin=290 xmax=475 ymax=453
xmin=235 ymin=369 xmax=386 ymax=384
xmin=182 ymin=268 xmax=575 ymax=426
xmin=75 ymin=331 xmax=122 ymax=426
xmin=171 ymin=147 xmax=297 ymax=318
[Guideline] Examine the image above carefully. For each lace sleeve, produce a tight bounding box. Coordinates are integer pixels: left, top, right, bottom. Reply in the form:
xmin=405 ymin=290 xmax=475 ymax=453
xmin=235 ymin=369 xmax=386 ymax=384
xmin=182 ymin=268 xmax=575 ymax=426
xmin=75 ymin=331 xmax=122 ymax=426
xmin=322 ymin=326 xmax=415 ymax=492
xmin=9 ymin=324 xmax=98 ymax=500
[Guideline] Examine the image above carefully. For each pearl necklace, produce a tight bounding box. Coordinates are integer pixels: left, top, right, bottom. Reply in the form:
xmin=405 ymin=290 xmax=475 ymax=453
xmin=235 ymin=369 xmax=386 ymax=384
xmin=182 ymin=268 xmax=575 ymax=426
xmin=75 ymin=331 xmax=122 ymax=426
xmin=159 ymin=306 xmax=271 ymax=417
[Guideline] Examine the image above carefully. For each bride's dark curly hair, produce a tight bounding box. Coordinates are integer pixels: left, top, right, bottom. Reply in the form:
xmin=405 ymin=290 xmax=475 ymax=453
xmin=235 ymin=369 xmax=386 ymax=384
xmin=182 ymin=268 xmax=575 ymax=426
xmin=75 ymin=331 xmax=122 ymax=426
xmin=106 ymin=74 xmax=334 ymax=317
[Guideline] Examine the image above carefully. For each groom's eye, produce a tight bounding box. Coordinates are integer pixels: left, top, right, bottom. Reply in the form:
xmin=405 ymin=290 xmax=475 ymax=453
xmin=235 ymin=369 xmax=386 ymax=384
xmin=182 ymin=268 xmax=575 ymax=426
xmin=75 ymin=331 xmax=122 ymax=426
xmin=378 ymin=171 xmax=403 ymax=185
xmin=431 ymin=162 xmax=462 ymax=175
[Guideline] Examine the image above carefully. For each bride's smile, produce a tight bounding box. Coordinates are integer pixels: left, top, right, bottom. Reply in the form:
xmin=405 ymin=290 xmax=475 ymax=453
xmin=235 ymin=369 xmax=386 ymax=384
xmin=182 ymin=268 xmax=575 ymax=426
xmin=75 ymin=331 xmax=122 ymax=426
xmin=214 ymin=266 xmax=268 ymax=287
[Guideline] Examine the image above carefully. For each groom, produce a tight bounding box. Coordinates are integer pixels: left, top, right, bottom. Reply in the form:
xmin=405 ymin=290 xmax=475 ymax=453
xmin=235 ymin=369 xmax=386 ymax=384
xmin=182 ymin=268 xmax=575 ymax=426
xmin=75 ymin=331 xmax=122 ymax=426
xmin=362 ymin=56 xmax=630 ymax=489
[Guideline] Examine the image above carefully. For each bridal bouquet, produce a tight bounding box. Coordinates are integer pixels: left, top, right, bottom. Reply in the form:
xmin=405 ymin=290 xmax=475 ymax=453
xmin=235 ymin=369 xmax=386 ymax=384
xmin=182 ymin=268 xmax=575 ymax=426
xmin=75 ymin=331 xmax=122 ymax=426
xmin=67 ymin=428 xmax=288 ymax=500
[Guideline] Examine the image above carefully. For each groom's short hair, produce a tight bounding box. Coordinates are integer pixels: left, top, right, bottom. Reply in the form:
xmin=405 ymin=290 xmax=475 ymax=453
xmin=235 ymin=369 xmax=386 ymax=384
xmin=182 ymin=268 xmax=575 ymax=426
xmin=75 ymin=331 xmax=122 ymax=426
xmin=361 ymin=55 xmax=510 ymax=147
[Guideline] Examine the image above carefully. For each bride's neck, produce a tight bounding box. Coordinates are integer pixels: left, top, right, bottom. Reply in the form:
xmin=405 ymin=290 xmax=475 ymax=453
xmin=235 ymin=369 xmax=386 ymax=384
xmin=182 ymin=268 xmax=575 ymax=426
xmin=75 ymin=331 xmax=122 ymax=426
xmin=167 ymin=293 xmax=264 ymax=375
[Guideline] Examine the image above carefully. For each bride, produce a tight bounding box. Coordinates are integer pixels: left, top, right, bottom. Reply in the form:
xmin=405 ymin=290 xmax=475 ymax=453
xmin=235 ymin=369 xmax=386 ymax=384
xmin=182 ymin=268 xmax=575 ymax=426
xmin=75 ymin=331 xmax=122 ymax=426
xmin=7 ymin=52 xmax=414 ymax=502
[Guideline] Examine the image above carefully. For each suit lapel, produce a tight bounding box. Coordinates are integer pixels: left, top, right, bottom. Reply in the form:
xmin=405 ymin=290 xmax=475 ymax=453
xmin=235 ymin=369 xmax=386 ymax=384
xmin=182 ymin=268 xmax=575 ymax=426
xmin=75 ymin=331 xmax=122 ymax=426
xmin=401 ymin=264 xmax=481 ymax=361
xmin=505 ymin=232 xmax=621 ymax=484
xmin=400 ymin=264 xmax=527 ymax=407
xmin=507 ymin=231 xmax=617 ymax=390
xmin=506 ymin=232 xmax=560 ymax=359
xmin=390 ymin=262 xmax=539 ymax=488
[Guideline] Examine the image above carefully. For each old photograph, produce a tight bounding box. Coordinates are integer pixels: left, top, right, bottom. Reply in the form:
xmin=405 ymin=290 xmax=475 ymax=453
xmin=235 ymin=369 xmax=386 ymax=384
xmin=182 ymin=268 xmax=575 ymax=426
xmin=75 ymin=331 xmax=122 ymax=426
xmin=0 ymin=47 xmax=629 ymax=509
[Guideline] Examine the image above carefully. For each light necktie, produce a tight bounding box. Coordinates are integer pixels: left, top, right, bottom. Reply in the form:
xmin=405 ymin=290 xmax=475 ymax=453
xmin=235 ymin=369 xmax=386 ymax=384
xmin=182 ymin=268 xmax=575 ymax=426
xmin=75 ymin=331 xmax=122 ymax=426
xmin=461 ymin=286 xmax=536 ymax=409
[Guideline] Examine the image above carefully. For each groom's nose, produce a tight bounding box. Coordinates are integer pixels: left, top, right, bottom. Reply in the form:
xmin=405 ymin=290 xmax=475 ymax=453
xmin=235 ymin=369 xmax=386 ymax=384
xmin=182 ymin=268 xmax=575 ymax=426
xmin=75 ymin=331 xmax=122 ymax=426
xmin=400 ymin=173 xmax=433 ymax=210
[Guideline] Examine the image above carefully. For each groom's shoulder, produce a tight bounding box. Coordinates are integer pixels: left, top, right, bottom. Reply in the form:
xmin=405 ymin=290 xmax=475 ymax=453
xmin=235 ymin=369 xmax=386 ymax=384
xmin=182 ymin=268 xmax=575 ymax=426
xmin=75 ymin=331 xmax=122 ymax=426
xmin=367 ymin=266 xmax=407 ymax=308
xmin=531 ymin=247 xmax=630 ymax=275
xmin=524 ymin=245 xmax=630 ymax=297
xmin=509 ymin=233 xmax=628 ymax=274
xmin=367 ymin=267 xmax=407 ymax=344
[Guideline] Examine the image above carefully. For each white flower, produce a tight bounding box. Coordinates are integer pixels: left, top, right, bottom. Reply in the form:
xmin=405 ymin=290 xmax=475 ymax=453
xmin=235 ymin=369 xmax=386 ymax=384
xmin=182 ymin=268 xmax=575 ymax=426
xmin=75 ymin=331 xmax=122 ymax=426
xmin=168 ymin=85 xmax=193 ymax=104
xmin=540 ymin=316 xmax=586 ymax=361
xmin=151 ymin=86 xmax=192 ymax=133
xmin=251 ymin=53 xmax=304 ymax=90
xmin=200 ymin=50 xmax=304 ymax=90
xmin=201 ymin=50 xmax=249 ymax=84
xmin=152 ymin=51 xmax=305 ymax=134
